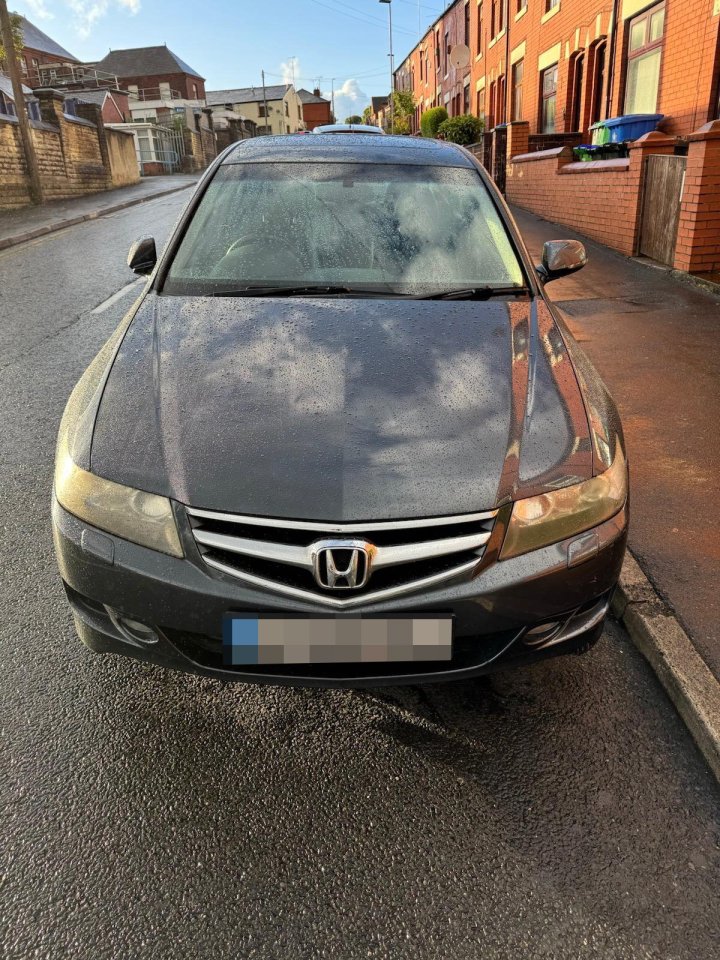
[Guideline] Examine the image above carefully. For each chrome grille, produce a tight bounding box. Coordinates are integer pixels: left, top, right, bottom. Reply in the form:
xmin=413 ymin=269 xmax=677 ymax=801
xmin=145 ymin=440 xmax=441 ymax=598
xmin=186 ymin=508 xmax=498 ymax=608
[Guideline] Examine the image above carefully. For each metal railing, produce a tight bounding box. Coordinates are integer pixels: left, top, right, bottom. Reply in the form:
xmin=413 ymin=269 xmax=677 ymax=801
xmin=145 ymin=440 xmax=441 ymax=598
xmin=129 ymin=88 xmax=184 ymax=102
xmin=32 ymin=64 xmax=119 ymax=89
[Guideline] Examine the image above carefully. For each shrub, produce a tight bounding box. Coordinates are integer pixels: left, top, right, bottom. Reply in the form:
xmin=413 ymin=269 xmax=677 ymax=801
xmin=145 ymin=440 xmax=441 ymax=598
xmin=437 ymin=114 xmax=484 ymax=145
xmin=420 ymin=106 xmax=448 ymax=138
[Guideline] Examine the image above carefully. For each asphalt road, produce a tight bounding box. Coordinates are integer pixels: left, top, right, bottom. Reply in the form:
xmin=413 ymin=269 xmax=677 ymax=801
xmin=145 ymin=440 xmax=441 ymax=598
xmin=1 ymin=191 xmax=719 ymax=960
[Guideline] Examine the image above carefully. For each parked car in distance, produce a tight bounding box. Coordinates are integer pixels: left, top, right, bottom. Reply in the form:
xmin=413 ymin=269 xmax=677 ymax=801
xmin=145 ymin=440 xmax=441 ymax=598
xmin=312 ymin=123 xmax=385 ymax=135
xmin=53 ymin=134 xmax=628 ymax=688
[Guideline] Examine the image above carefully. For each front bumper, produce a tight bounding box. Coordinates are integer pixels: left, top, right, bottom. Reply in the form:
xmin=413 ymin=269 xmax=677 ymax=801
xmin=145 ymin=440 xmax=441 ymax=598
xmin=53 ymin=498 xmax=627 ymax=687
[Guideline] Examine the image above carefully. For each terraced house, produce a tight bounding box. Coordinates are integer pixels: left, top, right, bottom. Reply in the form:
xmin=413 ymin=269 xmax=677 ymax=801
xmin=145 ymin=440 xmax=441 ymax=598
xmin=395 ymin=0 xmax=720 ymax=278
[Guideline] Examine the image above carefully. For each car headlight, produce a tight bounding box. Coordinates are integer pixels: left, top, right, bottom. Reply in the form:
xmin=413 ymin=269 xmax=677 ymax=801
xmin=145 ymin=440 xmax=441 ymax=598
xmin=500 ymin=446 xmax=627 ymax=560
xmin=54 ymin=441 xmax=183 ymax=558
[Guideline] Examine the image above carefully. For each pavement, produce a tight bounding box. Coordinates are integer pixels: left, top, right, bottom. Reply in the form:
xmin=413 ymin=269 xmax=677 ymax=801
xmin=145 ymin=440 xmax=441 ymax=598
xmin=1 ymin=190 xmax=718 ymax=959
xmin=512 ymin=206 xmax=720 ymax=686
xmin=0 ymin=174 xmax=199 ymax=251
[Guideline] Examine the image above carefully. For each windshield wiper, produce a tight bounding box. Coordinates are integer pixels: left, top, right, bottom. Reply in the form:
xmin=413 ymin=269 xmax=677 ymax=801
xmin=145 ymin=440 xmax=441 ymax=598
xmin=410 ymin=286 xmax=527 ymax=300
xmin=212 ymin=284 xmax=382 ymax=298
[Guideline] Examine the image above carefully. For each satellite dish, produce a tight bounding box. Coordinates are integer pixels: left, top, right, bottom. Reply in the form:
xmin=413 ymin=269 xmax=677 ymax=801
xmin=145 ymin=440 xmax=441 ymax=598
xmin=449 ymin=44 xmax=471 ymax=70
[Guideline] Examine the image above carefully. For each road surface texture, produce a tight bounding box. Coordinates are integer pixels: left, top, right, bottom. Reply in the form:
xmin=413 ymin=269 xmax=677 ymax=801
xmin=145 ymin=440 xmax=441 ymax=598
xmin=513 ymin=206 xmax=720 ymax=681
xmin=1 ymin=191 xmax=719 ymax=960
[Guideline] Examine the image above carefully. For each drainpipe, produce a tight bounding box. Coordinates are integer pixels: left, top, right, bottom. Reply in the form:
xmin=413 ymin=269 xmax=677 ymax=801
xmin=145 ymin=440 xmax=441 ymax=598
xmin=605 ymin=0 xmax=621 ymax=120
xmin=504 ymin=0 xmax=511 ymax=124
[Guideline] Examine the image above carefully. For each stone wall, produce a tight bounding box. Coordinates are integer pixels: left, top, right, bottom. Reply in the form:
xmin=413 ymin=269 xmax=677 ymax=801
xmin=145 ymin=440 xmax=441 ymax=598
xmin=0 ymin=89 xmax=138 ymax=210
xmin=105 ymin=127 xmax=140 ymax=187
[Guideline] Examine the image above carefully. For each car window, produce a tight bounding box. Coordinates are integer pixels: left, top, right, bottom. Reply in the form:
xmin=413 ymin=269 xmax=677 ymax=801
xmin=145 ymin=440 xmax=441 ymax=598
xmin=163 ymin=162 xmax=525 ymax=295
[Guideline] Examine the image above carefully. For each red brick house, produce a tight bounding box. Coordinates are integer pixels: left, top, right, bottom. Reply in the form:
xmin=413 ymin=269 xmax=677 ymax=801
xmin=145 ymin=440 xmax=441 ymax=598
xmin=297 ymin=88 xmax=332 ymax=129
xmin=71 ymin=88 xmax=131 ymax=124
xmin=395 ymin=0 xmax=720 ymax=277
xmin=15 ymin=15 xmax=79 ymax=85
xmin=92 ymin=45 xmax=206 ymax=103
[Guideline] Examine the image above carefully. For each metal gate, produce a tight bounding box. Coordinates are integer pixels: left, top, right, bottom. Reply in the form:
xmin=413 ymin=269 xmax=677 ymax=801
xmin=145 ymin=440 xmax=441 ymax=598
xmin=492 ymin=124 xmax=507 ymax=195
xmin=639 ymin=155 xmax=687 ymax=265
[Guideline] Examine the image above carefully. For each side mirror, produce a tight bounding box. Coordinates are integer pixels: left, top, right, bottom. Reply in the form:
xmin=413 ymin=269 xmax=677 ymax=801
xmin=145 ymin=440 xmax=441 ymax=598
xmin=127 ymin=237 xmax=157 ymax=275
xmin=537 ymin=239 xmax=587 ymax=283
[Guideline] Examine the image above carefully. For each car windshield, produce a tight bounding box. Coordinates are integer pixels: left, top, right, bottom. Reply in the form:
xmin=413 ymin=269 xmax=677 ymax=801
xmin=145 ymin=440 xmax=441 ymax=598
xmin=162 ymin=162 xmax=525 ymax=296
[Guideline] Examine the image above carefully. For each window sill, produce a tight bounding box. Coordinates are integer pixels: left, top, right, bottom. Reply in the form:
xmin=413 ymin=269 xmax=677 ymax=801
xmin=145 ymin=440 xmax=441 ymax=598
xmin=541 ymin=4 xmax=561 ymax=25
xmin=475 ymin=53 xmax=483 ymax=62
xmin=515 ymin=7 xmax=527 ymax=21
xmin=488 ymin=29 xmax=506 ymax=49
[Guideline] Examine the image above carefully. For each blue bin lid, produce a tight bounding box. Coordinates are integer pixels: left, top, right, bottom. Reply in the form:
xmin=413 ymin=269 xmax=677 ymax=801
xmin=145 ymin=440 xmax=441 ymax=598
xmin=602 ymin=114 xmax=663 ymax=127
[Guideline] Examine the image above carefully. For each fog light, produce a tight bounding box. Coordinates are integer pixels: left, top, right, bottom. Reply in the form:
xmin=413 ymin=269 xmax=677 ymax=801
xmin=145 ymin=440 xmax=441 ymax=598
xmin=106 ymin=607 xmax=159 ymax=646
xmin=524 ymin=621 xmax=562 ymax=647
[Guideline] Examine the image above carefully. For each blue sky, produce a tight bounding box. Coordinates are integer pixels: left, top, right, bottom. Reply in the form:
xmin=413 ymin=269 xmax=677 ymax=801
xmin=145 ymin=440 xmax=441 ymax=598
xmin=15 ymin=0 xmax=447 ymax=119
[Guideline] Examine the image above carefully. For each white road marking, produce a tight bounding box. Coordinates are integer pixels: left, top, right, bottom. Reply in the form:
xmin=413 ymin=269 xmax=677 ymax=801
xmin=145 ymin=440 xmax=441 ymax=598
xmin=91 ymin=279 xmax=144 ymax=314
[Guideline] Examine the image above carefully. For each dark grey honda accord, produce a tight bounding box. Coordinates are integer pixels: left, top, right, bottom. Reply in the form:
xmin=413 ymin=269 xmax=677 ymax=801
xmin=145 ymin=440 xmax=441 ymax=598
xmin=53 ymin=134 xmax=628 ymax=686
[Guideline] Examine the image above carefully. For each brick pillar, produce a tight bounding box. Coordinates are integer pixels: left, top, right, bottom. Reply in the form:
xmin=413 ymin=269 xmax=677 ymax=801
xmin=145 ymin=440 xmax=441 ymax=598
xmin=673 ymin=120 xmax=720 ymax=276
xmin=33 ymin=88 xmax=64 ymax=126
xmin=627 ymin=131 xmax=677 ymax=254
xmin=74 ymin=100 xmax=113 ymax=189
xmin=506 ymin=121 xmax=529 ymax=158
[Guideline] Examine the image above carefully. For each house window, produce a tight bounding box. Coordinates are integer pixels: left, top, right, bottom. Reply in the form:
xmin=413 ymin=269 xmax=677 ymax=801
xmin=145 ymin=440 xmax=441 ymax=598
xmin=570 ymin=53 xmax=585 ymax=131
xmin=444 ymin=31 xmax=450 ymax=74
xmin=490 ymin=0 xmax=497 ymax=37
xmin=464 ymin=83 xmax=470 ymax=114
xmin=511 ymin=59 xmax=523 ymax=121
xmin=435 ymin=31 xmax=441 ymax=71
xmin=419 ymin=56 xmax=423 ymax=82
xmin=540 ymin=64 xmax=558 ymax=133
xmin=546 ymin=0 xmax=560 ymax=11
xmin=477 ymin=2 xmax=483 ymax=49
xmin=285 ymin=101 xmax=289 ymax=116
xmin=517 ymin=0 xmax=527 ymax=11
xmin=192 ymin=83 xmax=198 ymax=99
xmin=476 ymin=88 xmax=485 ymax=122
xmin=625 ymin=2 xmax=665 ymax=114
xmin=27 ymin=100 xmax=40 ymax=121
xmin=590 ymin=41 xmax=606 ymax=124
xmin=158 ymin=82 xmax=171 ymax=99
xmin=258 ymin=103 xmax=267 ymax=117
xmin=0 ymin=91 xmax=17 ymax=117
xmin=499 ymin=0 xmax=506 ymax=31
xmin=464 ymin=2 xmax=470 ymax=47
xmin=496 ymin=73 xmax=506 ymax=124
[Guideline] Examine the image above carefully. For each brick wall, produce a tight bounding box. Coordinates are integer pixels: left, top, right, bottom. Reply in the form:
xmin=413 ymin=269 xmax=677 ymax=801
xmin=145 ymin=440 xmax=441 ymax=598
xmin=505 ymin=131 xmax=675 ymax=256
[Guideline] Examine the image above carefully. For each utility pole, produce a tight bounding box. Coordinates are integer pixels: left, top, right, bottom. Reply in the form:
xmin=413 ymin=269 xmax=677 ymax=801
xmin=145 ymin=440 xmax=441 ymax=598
xmin=379 ymin=0 xmax=394 ymax=134
xmin=330 ymin=78 xmax=335 ymax=122
xmin=0 ymin=0 xmax=42 ymax=203
xmin=261 ymin=69 xmax=270 ymax=135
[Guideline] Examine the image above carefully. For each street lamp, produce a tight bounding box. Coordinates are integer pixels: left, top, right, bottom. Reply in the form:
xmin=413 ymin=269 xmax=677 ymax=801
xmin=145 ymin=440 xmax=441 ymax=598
xmin=379 ymin=0 xmax=394 ymax=134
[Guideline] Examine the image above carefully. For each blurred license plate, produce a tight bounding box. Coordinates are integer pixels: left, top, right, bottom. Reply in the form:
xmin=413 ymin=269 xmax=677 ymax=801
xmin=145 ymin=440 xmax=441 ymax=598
xmin=223 ymin=616 xmax=452 ymax=666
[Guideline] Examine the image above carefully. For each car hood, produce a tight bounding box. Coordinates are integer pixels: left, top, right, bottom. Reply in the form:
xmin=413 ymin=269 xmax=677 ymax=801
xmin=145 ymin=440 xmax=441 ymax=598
xmin=90 ymin=294 xmax=593 ymax=520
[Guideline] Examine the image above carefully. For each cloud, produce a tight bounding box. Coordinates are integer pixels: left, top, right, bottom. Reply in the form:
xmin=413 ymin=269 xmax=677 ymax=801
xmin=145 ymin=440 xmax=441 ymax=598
xmin=21 ymin=0 xmax=54 ymax=19
xmin=279 ymin=57 xmax=300 ymax=87
xmin=322 ymin=78 xmax=369 ymax=123
xmin=21 ymin=1 xmax=140 ymax=38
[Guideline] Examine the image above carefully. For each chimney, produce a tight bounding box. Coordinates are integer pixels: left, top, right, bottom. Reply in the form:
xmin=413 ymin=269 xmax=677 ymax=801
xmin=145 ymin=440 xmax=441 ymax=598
xmin=313 ymin=87 xmax=320 ymax=98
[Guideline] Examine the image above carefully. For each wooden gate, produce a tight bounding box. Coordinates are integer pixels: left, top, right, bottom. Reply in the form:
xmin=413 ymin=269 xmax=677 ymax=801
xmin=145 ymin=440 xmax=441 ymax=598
xmin=639 ymin=155 xmax=686 ymax=265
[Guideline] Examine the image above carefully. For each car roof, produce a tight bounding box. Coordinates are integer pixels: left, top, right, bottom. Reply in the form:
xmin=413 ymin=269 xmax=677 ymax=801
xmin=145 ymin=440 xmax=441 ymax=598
xmin=221 ymin=134 xmax=476 ymax=168
xmin=312 ymin=123 xmax=385 ymax=134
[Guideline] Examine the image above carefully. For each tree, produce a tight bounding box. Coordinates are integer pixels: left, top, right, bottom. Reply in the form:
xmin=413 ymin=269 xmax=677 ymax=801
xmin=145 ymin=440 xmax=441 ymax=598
xmin=362 ymin=105 xmax=373 ymax=125
xmin=345 ymin=115 xmax=363 ymax=124
xmin=391 ymin=89 xmax=415 ymax=119
xmin=420 ymin=106 xmax=448 ymax=138
xmin=437 ymin=114 xmax=484 ymax=145
xmin=0 ymin=8 xmax=22 ymax=68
